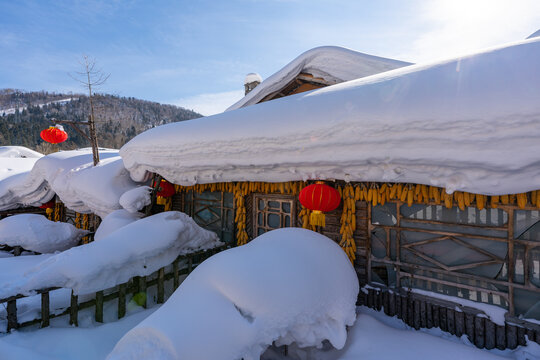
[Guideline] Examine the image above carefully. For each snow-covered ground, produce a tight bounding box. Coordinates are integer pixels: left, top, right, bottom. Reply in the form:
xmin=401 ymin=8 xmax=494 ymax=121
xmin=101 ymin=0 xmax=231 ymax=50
xmin=121 ymin=38 xmax=540 ymax=196
xmin=1 ymin=306 xmax=538 ymax=360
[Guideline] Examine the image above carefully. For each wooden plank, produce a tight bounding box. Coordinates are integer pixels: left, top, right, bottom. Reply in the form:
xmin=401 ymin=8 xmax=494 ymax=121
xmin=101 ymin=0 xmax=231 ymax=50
xmin=383 ymin=290 xmax=389 ymax=315
xmin=496 ymin=325 xmax=506 ymax=349
xmin=70 ymin=292 xmax=78 ymax=326
xmin=95 ymin=291 xmax=104 ymax=323
xmin=118 ymin=284 xmax=126 ymax=319
xmin=173 ymin=259 xmax=180 ymax=289
xmin=7 ymin=299 xmax=17 ymax=331
xmin=475 ymin=316 xmax=485 ymax=348
xmin=526 ymin=329 xmax=535 ymax=344
xmin=517 ymin=326 xmax=527 ymax=346
xmin=413 ymin=300 xmax=421 ymax=330
xmin=465 ymin=313 xmax=475 ymax=343
xmin=440 ymin=306 xmax=448 ymax=332
xmin=426 ymin=302 xmax=433 ymax=329
xmin=396 ymin=294 xmax=402 ymax=320
xmin=188 ymin=257 xmax=193 ymax=273
xmin=407 ymin=296 xmax=414 ymax=327
xmin=485 ymin=320 xmax=496 ymax=349
xmin=455 ymin=311 xmax=464 ymax=337
xmin=506 ymin=324 xmax=518 ymax=349
xmin=376 ymin=290 xmax=382 ymax=311
xmin=367 ymin=289 xmax=374 ymax=309
xmin=157 ymin=268 xmax=165 ymax=304
xmin=432 ymin=305 xmax=440 ymax=329
xmin=447 ymin=308 xmax=455 ymax=335
xmin=41 ymin=292 xmax=50 ymax=328
xmin=401 ymin=295 xmax=408 ymax=324
xmin=388 ymin=291 xmax=395 ymax=317
xmin=420 ymin=301 xmax=427 ymax=329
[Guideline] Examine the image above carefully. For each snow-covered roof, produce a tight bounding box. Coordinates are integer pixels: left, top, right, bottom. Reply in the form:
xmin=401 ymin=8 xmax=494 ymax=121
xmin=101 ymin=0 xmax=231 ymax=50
xmin=527 ymin=29 xmax=540 ymax=39
xmin=227 ymin=46 xmax=412 ymax=111
xmin=0 ymin=149 xmax=144 ymax=217
xmin=0 ymin=147 xmax=43 ymax=196
xmin=121 ymin=38 xmax=540 ymax=196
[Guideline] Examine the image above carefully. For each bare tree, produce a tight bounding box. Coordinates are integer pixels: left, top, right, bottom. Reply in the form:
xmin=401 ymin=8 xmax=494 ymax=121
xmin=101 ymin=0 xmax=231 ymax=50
xmin=69 ymin=55 xmax=109 ymax=166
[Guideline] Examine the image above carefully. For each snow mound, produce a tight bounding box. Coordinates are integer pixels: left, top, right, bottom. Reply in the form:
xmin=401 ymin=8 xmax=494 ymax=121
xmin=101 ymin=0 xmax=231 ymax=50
xmin=121 ymin=38 xmax=540 ymax=195
xmin=108 ymin=228 xmax=358 ymax=360
xmin=0 ymin=146 xmax=43 ymax=159
xmin=228 ymin=46 xmax=411 ymax=110
xmin=0 ymin=211 xmax=222 ymax=298
xmin=0 ymin=214 xmax=88 ymax=253
xmin=0 ymin=149 xmax=143 ymax=217
xmin=94 ymin=209 xmax=143 ymax=241
xmin=119 ymin=186 xmax=152 ymax=213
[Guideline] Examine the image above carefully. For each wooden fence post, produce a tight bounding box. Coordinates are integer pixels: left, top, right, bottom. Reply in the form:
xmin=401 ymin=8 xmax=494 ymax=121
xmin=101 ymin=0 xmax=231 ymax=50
xmin=41 ymin=292 xmax=50 ymax=328
xmin=7 ymin=300 xmax=17 ymax=331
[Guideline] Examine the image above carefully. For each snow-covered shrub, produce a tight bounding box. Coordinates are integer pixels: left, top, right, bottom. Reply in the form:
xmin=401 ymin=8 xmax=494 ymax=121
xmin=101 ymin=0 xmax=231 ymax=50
xmin=0 ymin=214 xmax=88 ymax=253
xmin=108 ymin=228 xmax=359 ymax=360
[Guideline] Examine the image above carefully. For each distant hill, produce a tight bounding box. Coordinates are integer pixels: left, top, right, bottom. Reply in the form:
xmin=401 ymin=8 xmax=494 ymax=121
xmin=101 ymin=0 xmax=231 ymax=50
xmin=0 ymin=89 xmax=202 ymax=152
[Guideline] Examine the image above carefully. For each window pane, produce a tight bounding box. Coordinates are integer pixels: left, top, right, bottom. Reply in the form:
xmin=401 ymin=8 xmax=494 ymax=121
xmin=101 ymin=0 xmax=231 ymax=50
xmin=282 ymin=202 xmax=291 ymax=213
xmin=268 ymin=213 xmax=280 ymax=228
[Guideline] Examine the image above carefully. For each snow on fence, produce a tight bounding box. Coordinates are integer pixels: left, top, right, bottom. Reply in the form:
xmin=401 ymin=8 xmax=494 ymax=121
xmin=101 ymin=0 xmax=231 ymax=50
xmin=0 ymin=246 xmax=225 ymax=332
xmin=359 ymin=286 xmax=540 ymax=350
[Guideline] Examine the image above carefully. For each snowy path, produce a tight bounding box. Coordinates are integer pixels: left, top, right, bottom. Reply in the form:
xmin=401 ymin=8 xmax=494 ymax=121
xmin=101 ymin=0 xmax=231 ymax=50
xmin=1 ymin=306 xmax=537 ymax=359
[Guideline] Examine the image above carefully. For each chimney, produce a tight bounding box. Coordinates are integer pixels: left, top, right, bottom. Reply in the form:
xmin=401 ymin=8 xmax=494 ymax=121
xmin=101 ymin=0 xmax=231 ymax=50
xmin=244 ymin=73 xmax=262 ymax=95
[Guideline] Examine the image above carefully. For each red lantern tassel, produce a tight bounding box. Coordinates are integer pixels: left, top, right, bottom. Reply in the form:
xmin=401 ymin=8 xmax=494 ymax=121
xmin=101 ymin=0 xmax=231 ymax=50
xmin=310 ymin=210 xmax=326 ymax=227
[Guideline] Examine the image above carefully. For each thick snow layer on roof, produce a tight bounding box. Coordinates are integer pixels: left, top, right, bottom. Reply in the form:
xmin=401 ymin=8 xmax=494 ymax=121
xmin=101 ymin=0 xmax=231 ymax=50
xmin=108 ymin=228 xmax=358 ymax=360
xmin=0 ymin=212 xmax=221 ymax=299
xmin=227 ymin=46 xmax=411 ymax=111
xmin=0 ymin=149 xmax=143 ymax=217
xmin=0 ymin=147 xmax=42 ymax=185
xmin=527 ymin=29 xmax=540 ymax=39
xmin=0 ymin=214 xmax=88 ymax=253
xmin=121 ymin=38 xmax=540 ymax=195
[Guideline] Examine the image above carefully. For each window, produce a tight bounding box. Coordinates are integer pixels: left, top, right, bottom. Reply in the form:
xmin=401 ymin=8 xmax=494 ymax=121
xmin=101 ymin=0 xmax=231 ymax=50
xmin=370 ymin=202 xmax=540 ymax=319
xmin=184 ymin=191 xmax=234 ymax=244
xmin=253 ymin=194 xmax=296 ymax=236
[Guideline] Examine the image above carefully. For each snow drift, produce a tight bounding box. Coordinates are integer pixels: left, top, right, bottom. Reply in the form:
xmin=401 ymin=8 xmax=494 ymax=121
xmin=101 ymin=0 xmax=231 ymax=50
xmin=0 ymin=214 xmax=88 ymax=253
xmin=0 ymin=211 xmax=221 ymax=299
xmin=94 ymin=209 xmax=143 ymax=241
xmin=228 ymin=46 xmax=411 ymax=111
xmin=0 ymin=149 xmax=143 ymax=217
xmin=108 ymin=228 xmax=359 ymax=360
xmin=121 ymin=38 xmax=540 ymax=195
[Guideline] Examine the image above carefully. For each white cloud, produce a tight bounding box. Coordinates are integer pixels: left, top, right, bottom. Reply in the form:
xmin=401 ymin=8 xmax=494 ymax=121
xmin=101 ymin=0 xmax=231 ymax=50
xmin=172 ymin=90 xmax=244 ymax=116
xmin=406 ymin=0 xmax=540 ymax=62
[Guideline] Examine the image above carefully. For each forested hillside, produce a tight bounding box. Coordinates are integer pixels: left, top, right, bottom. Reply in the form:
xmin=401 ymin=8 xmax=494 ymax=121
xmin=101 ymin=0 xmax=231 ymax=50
xmin=0 ymin=89 xmax=202 ymax=152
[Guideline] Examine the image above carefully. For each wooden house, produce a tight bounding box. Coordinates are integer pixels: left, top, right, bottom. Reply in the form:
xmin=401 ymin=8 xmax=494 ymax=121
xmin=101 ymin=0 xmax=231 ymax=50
xmin=121 ymin=39 xmax=540 ymax=349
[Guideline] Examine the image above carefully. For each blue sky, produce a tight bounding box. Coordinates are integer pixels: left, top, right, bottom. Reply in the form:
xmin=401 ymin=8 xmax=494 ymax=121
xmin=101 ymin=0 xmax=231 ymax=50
xmin=1 ymin=0 xmax=539 ymax=115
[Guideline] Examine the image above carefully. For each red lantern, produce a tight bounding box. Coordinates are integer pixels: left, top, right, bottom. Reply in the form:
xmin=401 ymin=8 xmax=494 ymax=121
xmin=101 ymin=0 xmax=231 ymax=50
xmin=156 ymin=180 xmax=175 ymax=198
xmin=299 ymin=182 xmax=341 ymax=227
xmin=40 ymin=125 xmax=68 ymax=144
xmin=39 ymin=200 xmax=55 ymax=209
